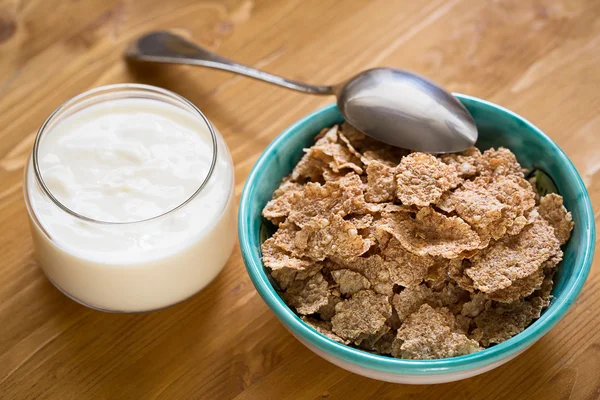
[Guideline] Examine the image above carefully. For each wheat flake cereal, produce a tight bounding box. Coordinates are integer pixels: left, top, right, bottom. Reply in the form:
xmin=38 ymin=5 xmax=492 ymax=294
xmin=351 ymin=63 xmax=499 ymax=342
xmin=262 ymin=184 xmax=303 ymax=225
xmin=466 ymin=217 xmax=561 ymax=293
xmin=307 ymin=125 xmax=363 ymax=174
xmin=536 ymin=268 xmax=557 ymax=308
xmin=328 ymin=256 xmax=394 ymax=296
xmin=538 ymin=193 xmax=574 ymax=245
xmin=378 ymin=207 xmax=481 ymax=258
xmin=302 ymin=317 xmax=349 ymax=344
xmin=480 ymin=147 xmax=524 ymax=177
xmin=365 ymin=160 xmax=397 ymax=203
xmin=289 ymin=126 xmax=362 ymax=182
xmin=488 ymin=174 xmax=536 ymax=235
xmin=392 ymin=284 xmax=433 ymax=322
xmin=261 ymin=236 xmax=312 ymax=271
xmin=393 ymin=304 xmax=480 ymax=359
xmin=472 ymin=298 xmax=544 ymax=346
xmin=332 ymin=269 xmax=371 ymax=295
xmin=318 ymin=290 xmax=343 ymax=321
xmin=266 ymin=173 xmax=366 ymax=229
xmin=331 ymin=290 xmax=392 ymax=343
xmin=436 ymin=179 xmax=506 ymax=246
xmin=486 ymin=267 xmax=545 ymax=303
xmin=461 ymin=292 xmax=489 ymax=318
xmin=362 ymin=329 xmax=397 ymax=355
xmin=283 ymin=272 xmax=330 ymax=315
xmin=425 ymin=258 xmax=459 ymax=288
xmin=292 ymin=215 xmax=371 ymax=261
xmin=439 ymin=146 xmax=482 ymax=178
xmin=260 ymin=122 xmax=574 ymax=360
xmin=381 ymin=237 xmax=433 ymax=287
xmin=347 ymin=213 xmax=374 ymax=230
xmin=396 ymin=153 xmax=461 ymax=206
xmin=271 ymin=263 xmax=324 ymax=291
xmin=290 ymin=151 xmax=331 ymax=183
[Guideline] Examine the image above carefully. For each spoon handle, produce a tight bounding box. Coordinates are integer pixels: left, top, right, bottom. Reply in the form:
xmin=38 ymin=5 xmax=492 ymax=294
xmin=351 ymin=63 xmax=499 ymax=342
xmin=126 ymin=31 xmax=334 ymax=95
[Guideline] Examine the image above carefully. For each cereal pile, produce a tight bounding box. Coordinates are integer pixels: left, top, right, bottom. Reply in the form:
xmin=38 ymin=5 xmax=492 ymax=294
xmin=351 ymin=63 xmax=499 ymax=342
xmin=261 ymin=123 xmax=573 ymax=360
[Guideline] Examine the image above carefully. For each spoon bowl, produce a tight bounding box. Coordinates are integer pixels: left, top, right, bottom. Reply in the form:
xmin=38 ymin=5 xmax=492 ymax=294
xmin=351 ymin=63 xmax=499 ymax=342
xmin=335 ymin=68 xmax=477 ymax=153
xmin=126 ymin=31 xmax=477 ymax=153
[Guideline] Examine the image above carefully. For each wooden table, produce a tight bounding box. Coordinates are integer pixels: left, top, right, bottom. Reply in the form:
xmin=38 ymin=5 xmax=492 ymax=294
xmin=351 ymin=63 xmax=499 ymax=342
xmin=1 ymin=0 xmax=599 ymax=398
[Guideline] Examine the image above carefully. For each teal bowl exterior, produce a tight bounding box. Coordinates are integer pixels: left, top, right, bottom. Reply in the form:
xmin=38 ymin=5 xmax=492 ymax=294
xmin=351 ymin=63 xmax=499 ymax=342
xmin=238 ymin=95 xmax=595 ymax=383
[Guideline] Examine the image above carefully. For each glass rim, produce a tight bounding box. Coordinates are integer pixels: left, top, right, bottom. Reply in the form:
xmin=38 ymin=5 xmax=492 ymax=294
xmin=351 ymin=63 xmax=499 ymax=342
xmin=32 ymin=83 xmax=218 ymax=225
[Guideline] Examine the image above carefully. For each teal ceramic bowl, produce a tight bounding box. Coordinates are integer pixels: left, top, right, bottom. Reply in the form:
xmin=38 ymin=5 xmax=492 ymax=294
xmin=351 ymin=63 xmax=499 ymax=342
xmin=238 ymin=95 xmax=595 ymax=384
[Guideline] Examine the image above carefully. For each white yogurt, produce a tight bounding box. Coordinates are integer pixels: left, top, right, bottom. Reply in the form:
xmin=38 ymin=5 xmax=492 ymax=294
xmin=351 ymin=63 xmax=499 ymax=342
xmin=24 ymin=86 xmax=236 ymax=312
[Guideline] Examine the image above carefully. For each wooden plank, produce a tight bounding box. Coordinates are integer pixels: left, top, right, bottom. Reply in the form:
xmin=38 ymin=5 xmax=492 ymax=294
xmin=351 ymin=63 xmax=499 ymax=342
xmin=0 ymin=0 xmax=598 ymax=398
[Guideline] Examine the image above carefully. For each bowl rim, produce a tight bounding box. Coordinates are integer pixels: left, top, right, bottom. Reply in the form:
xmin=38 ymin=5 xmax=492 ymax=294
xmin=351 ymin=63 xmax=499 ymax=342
xmin=238 ymin=94 xmax=595 ymax=375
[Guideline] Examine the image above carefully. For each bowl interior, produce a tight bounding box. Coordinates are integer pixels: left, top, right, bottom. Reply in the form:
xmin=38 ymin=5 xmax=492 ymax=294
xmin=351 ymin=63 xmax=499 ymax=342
xmin=239 ymin=95 xmax=595 ymax=374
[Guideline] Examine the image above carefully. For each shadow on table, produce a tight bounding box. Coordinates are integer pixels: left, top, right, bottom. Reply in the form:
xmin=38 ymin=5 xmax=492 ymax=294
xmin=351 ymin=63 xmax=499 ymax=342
xmin=124 ymin=61 xmax=232 ymax=115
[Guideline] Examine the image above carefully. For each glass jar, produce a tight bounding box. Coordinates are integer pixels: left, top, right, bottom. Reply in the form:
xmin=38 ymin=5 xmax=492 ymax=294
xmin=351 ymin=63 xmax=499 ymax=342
xmin=23 ymin=84 xmax=236 ymax=312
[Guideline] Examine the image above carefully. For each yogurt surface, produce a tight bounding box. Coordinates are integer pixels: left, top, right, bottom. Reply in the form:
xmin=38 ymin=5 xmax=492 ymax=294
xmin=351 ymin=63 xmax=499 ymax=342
xmin=39 ymin=98 xmax=213 ymax=223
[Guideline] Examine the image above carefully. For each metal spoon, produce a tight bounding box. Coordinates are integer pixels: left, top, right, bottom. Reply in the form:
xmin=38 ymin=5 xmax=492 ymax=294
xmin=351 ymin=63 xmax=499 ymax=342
xmin=125 ymin=31 xmax=477 ymax=153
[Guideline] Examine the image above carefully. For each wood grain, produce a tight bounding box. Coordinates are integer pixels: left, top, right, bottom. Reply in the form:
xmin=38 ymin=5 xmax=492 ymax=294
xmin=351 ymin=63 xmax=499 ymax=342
xmin=1 ymin=0 xmax=599 ymax=399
